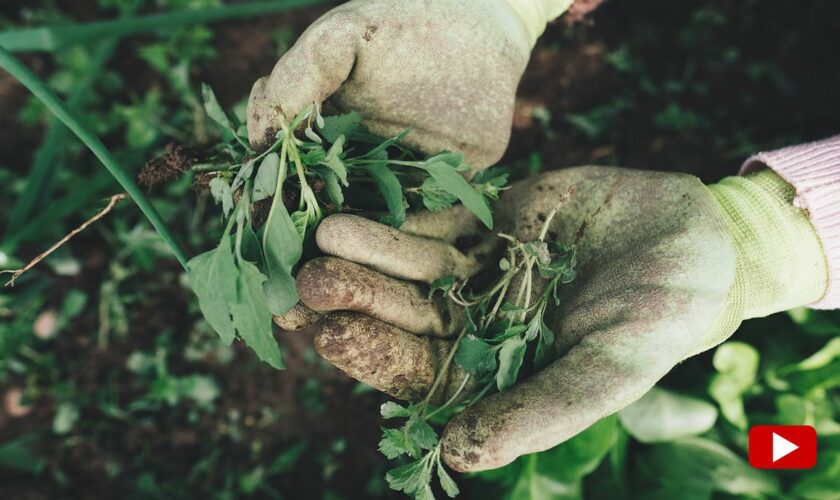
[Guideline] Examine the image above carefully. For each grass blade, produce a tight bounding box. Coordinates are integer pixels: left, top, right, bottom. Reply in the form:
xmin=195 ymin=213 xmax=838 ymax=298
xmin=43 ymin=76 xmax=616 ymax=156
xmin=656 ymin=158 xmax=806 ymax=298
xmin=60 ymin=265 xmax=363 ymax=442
xmin=0 ymin=0 xmax=329 ymax=53
xmin=5 ymin=0 xmax=141 ymax=237
xmin=0 ymin=46 xmax=188 ymax=268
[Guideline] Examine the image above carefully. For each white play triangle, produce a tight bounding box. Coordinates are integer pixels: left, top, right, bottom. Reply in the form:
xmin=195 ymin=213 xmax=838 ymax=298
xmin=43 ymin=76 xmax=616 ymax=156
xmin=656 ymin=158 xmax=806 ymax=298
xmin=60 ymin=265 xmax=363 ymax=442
xmin=772 ymin=432 xmax=799 ymax=462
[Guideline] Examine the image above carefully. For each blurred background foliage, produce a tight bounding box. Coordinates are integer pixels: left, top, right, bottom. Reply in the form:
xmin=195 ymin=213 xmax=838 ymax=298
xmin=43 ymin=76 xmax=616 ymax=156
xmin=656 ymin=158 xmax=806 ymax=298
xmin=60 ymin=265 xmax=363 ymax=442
xmin=0 ymin=0 xmax=838 ymax=498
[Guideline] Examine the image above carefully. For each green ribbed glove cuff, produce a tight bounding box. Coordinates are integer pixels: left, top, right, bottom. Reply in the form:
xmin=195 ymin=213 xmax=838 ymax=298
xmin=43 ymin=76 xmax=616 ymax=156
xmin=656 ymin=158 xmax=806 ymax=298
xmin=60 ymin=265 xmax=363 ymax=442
xmin=503 ymin=0 xmax=574 ymax=46
xmin=688 ymin=169 xmax=828 ymax=356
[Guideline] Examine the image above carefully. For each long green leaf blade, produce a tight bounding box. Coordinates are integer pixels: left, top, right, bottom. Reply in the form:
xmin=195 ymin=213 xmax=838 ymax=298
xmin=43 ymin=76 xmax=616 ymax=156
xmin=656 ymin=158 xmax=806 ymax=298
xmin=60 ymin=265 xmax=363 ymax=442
xmin=0 ymin=46 xmax=188 ymax=268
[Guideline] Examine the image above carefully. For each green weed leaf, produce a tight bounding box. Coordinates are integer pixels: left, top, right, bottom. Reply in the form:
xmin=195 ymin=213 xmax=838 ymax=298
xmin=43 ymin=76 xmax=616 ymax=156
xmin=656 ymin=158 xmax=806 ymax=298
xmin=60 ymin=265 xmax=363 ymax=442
xmin=428 ymin=275 xmax=456 ymax=300
xmin=419 ymin=177 xmax=457 ymax=212
xmin=366 ymin=163 xmax=406 ymax=227
xmin=322 ymin=171 xmax=344 ymax=206
xmin=229 ymin=260 xmax=284 ymax=369
xmin=379 ymin=428 xmax=420 ymax=459
xmin=187 ymin=239 xmax=238 ymax=345
xmin=407 ymin=418 xmax=439 ymax=451
xmin=321 ymin=134 xmax=348 ymax=186
xmin=437 ymin=461 xmax=460 ymax=498
xmin=252 ymin=153 xmax=280 ymax=202
xmin=261 ymin=189 xmax=301 ymax=316
xmin=455 ymin=335 xmax=497 ymax=380
xmin=318 ymin=111 xmax=361 ymax=143
xmin=419 ymin=160 xmax=492 ymax=229
xmin=496 ymin=336 xmax=527 ymax=391
xmin=386 ymin=454 xmax=433 ymax=497
xmin=208 ymin=177 xmax=233 ymax=217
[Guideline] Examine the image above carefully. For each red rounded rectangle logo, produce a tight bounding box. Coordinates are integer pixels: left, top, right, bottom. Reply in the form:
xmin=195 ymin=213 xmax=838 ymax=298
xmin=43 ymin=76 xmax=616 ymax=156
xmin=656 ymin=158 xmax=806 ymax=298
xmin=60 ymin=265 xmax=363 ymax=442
xmin=748 ymin=425 xmax=817 ymax=469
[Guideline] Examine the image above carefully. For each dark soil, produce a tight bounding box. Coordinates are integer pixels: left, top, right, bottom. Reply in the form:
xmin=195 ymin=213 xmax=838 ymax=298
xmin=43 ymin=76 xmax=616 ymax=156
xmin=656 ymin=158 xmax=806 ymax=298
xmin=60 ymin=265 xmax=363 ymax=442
xmin=1 ymin=0 xmax=838 ymax=498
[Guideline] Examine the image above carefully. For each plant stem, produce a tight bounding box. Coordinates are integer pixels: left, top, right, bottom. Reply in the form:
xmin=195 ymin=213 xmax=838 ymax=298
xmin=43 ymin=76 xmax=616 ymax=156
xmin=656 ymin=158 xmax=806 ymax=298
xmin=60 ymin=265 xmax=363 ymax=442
xmin=425 ymin=374 xmax=471 ymax=421
xmin=421 ymin=326 xmax=469 ymax=415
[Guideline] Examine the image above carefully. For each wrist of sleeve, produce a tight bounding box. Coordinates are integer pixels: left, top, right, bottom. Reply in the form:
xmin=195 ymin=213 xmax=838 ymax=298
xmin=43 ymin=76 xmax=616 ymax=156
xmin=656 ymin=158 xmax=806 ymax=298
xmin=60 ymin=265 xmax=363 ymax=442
xmin=741 ymin=135 xmax=840 ymax=309
xmin=707 ymin=169 xmax=829 ymax=320
xmin=503 ymin=0 xmax=574 ymax=46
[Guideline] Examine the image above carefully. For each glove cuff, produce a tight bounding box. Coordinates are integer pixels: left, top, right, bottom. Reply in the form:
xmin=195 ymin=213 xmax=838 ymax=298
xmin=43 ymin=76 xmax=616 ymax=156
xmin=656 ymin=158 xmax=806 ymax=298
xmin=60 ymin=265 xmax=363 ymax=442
xmin=503 ymin=0 xmax=574 ymax=46
xmin=708 ymin=169 xmax=829 ymax=320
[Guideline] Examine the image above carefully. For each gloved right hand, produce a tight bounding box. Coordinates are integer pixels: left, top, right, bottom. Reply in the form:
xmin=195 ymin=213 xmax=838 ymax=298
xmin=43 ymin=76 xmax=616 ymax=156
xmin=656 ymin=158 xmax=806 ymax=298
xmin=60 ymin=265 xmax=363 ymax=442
xmin=293 ymin=166 xmax=828 ymax=471
xmin=247 ymin=0 xmax=574 ymax=171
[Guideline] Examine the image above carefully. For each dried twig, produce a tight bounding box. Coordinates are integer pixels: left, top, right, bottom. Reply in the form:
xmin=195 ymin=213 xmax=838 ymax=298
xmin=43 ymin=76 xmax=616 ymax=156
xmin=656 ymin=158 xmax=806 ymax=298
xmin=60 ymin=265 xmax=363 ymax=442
xmin=2 ymin=193 xmax=128 ymax=286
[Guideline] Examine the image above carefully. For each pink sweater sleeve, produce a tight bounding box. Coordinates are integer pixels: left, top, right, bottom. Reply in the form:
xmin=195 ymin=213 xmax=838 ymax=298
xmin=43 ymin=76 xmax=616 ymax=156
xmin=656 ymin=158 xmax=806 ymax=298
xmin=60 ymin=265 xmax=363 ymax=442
xmin=741 ymin=135 xmax=840 ymax=310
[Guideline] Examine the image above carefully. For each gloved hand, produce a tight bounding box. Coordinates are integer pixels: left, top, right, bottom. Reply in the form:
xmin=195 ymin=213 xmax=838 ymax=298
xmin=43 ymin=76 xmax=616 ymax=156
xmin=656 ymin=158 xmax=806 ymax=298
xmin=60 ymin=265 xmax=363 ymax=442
xmin=293 ymin=166 xmax=828 ymax=471
xmin=247 ymin=0 xmax=574 ymax=171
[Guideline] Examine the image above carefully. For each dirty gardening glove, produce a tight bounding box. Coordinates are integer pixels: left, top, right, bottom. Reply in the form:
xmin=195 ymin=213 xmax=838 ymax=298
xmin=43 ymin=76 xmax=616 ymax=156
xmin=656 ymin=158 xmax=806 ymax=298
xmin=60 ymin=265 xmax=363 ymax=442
xmin=247 ymin=0 xmax=574 ymax=170
xmin=294 ymin=165 xmax=828 ymax=471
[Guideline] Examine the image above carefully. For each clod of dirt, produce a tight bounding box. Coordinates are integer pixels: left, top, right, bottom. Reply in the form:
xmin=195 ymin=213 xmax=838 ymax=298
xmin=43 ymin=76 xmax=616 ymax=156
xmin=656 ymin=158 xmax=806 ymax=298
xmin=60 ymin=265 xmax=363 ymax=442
xmin=137 ymin=143 xmax=196 ymax=189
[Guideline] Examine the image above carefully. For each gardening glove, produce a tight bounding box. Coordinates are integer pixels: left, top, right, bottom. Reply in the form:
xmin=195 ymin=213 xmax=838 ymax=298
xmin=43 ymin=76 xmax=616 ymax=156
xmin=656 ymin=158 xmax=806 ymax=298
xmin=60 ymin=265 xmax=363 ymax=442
xmin=294 ymin=165 xmax=829 ymax=471
xmin=247 ymin=0 xmax=574 ymax=171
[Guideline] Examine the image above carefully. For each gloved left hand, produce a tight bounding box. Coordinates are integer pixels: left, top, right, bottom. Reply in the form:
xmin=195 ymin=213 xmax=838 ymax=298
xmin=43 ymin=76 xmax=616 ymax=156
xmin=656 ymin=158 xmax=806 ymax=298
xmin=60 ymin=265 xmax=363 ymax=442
xmin=247 ymin=0 xmax=573 ymax=171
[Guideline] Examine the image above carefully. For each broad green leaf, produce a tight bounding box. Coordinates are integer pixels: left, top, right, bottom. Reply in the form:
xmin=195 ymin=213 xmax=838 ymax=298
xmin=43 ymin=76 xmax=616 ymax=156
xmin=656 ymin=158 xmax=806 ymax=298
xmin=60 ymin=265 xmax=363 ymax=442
xmin=419 ymin=160 xmax=493 ymax=229
xmin=366 ymin=163 xmax=406 ymax=228
xmin=187 ymin=240 xmax=238 ymax=344
xmin=261 ymin=188 xmax=302 ymax=316
xmin=455 ymin=335 xmax=497 ymax=379
xmin=496 ymin=336 xmax=527 ymax=391
xmin=618 ymin=387 xmax=718 ymax=443
xmin=639 ymin=437 xmax=779 ymax=496
xmin=252 ymin=153 xmax=280 ymax=202
xmin=708 ymin=341 xmax=759 ymax=429
xmin=319 ymin=111 xmax=362 ymax=143
xmin=230 ymin=261 xmax=284 ymax=369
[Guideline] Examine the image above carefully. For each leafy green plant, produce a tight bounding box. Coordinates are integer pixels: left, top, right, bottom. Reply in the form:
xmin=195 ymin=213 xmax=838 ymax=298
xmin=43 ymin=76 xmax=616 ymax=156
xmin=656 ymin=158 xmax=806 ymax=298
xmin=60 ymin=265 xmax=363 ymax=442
xmin=188 ymin=86 xmax=508 ymax=368
xmin=377 ymin=198 xmax=577 ymax=498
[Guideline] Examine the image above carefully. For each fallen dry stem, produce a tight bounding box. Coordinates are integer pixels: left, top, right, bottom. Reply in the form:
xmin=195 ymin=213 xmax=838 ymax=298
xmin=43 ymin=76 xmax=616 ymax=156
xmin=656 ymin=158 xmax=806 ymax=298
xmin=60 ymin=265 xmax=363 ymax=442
xmin=2 ymin=193 xmax=128 ymax=286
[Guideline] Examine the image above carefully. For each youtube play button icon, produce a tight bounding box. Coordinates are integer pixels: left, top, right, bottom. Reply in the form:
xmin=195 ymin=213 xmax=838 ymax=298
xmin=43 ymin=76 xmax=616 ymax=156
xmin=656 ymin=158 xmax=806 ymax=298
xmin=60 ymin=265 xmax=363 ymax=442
xmin=748 ymin=425 xmax=817 ymax=469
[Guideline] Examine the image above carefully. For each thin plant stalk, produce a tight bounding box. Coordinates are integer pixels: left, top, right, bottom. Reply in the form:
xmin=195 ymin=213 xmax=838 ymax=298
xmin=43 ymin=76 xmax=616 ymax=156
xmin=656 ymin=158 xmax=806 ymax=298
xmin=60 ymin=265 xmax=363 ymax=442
xmin=0 ymin=46 xmax=188 ymax=268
